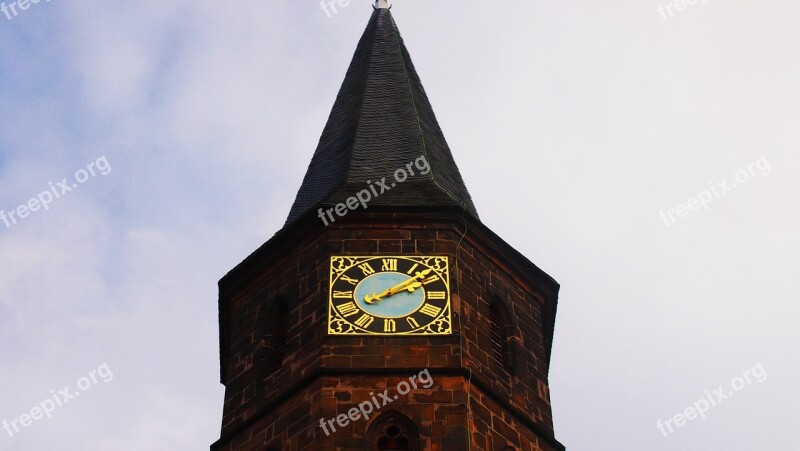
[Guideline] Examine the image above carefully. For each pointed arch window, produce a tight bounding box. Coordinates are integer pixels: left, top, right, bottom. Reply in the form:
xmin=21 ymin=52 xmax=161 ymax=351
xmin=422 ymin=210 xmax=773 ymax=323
xmin=273 ymin=301 xmax=290 ymax=368
xmin=255 ymin=297 xmax=290 ymax=375
xmin=368 ymin=411 xmax=421 ymax=451
xmin=489 ymin=298 xmax=516 ymax=373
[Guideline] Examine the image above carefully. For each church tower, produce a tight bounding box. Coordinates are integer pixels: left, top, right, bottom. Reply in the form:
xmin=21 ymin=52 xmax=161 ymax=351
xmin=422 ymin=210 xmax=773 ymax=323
xmin=212 ymin=2 xmax=565 ymax=450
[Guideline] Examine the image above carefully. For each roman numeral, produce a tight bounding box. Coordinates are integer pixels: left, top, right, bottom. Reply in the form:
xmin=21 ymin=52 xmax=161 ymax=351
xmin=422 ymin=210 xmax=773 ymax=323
xmin=359 ymin=263 xmax=376 ymax=276
xmin=381 ymin=259 xmax=398 ymax=271
xmin=426 ymin=291 xmax=446 ymax=300
xmin=406 ymin=316 xmax=420 ymax=329
xmin=354 ymin=314 xmax=375 ymax=329
xmin=338 ymin=302 xmax=359 ymax=317
xmin=384 ymin=319 xmax=396 ymax=332
xmin=419 ymin=304 xmax=442 ymax=317
xmin=422 ymin=275 xmax=439 ymax=285
xmin=406 ymin=263 xmax=419 ymax=275
xmin=340 ymin=275 xmax=359 ymax=286
xmin=333 ymin=291 xmax=353 ymax=299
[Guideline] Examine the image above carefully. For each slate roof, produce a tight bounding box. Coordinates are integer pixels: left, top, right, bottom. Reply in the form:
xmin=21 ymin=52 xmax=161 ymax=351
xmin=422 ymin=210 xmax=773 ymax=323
xmin=285 ymin=7 xmax=478 ymax=224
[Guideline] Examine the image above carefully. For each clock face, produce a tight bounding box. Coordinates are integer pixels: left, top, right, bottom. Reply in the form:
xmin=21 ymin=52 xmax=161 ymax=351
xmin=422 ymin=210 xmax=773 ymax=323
xmin=328 ymin=256 xmax=452 ymax=335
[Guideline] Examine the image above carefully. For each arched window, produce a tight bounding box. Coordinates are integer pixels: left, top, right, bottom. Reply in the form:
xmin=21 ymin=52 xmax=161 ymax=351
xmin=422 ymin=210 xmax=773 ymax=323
xmin=368 ymin=411 xmax=420 ymax=451
xmin=273 ymin=301 xmax=290 ymax=368
xmin=489 ymin=298 xmax=515 ymax=373
xmin=255 ymin=297 xmax=290 ymax=375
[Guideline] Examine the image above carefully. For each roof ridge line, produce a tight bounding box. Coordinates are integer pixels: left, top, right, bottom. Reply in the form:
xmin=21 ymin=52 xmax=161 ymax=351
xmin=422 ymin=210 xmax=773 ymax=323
xmin=389 ymin=13 xmax=474 ymax=211
xmin=315 ymin=10 xmax=381 ymax=210
xmin=340 ymin=11 xmax=380 ymax=190
xmin=388 ymin=13 xmax=429 ymax=163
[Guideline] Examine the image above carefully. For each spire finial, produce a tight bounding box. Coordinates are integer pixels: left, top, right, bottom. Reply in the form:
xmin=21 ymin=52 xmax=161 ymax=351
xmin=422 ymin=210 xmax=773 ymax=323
xmin=375 ymin=0 xmax=391 ymax=9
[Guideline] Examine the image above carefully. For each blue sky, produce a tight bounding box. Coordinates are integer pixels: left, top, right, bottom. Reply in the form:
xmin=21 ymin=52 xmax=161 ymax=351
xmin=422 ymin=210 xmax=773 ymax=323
xmin=1 ymin=1 xmax=799 ymax=450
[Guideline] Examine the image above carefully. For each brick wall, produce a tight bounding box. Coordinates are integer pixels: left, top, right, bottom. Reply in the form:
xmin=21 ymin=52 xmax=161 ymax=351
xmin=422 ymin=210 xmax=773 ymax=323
xmin=213 ymin=211 xmax=562 ymax=451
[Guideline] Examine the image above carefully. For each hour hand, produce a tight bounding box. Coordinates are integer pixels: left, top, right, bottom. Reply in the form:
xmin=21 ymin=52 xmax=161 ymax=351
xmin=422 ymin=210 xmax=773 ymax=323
xmin=364 ymin=281 xmax=414 ymax=304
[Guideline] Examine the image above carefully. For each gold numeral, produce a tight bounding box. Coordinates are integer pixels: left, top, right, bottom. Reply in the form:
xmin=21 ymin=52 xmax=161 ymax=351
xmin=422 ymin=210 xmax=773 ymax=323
xmin=333 ymin=291 xmax=353 ymax=299
xmin=384 ymin=319 xmax=396 ymax=332
xmin=359 ymin=263 xmax=376 ymax=276
xmin=419 ymin=304 xmax=442 ymax=317
xmin=340 ymin=275 xmax=359 ymax=286
xmin=406 ymin=316 xmax=420 ymax=328
xmin=406 ymin=263 xmax=419 ymax=275
xmin=354 ymin=314 xmax=375 ymax=328
xmin=381 ymin=259 xmax=398 ymax=271
xmin=422 ymin=275 xmax=440 ymax=285
xmin=338 ymin=302 xmax=359 ymax=317
xmin=427 ymin=291 xmax=446 ymax=300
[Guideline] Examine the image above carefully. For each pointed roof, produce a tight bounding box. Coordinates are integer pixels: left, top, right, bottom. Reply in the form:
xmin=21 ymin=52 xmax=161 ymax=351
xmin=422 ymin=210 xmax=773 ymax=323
xmin=286 ymin=5 xmax=478 ymax=224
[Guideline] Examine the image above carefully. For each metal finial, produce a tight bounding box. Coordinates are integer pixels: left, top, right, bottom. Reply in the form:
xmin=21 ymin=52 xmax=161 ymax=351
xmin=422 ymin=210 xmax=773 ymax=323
xmin=375 ymin=0 xmax=391 ymax=9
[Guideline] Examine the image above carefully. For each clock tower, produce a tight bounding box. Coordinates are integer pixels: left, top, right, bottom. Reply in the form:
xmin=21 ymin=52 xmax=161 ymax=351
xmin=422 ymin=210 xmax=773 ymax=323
xmin=212 ymin=2 xmax=565 ymax=450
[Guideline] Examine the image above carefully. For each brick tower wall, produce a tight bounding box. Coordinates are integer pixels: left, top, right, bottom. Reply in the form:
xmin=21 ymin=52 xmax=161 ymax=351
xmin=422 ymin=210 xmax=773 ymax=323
xmin=213 ymin=212 xmax=561 ymax=451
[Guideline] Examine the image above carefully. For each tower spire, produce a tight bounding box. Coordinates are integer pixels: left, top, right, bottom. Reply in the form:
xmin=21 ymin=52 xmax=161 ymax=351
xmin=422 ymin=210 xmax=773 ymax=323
xmin=286 ymin=4 xmax=478 ymax=224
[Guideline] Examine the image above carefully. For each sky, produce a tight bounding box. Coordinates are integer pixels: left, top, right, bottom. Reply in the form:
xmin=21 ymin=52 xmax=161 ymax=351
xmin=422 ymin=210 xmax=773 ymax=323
xmin=0 ymin=1 xmax=798 ymax=450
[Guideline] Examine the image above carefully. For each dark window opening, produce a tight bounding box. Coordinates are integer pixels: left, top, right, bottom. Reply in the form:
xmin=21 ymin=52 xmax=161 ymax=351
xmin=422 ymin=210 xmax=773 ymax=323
xmin=368 ymin=411 xmax=420 ymax=451
xmin=489 ymin=306 xmax=506 ymax=368
xmin=273 ymin=302 xmax=290 ymax=368
xmin=377 ymin=424 xmax=410 ymax=450
xmin=489 ymin=299 xmax=516 ymax=373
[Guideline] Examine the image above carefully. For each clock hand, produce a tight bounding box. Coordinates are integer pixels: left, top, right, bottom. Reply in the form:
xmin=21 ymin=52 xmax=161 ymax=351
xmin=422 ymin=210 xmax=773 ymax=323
xmin=399 ymin=281 xmax=423 ymax=293
xmin=364 ymin=269 xmax=432 ymax=304
xmin=364 ymin=290 xmax=391 ymax=304
xmin=386 ymin=269 xmax=431 ymax=295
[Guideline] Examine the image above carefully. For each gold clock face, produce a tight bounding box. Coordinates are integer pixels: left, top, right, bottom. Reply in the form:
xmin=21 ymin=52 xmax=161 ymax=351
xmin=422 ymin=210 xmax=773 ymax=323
xmin=328 ymin=256 xmax=452 ymax=336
